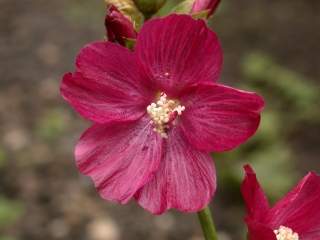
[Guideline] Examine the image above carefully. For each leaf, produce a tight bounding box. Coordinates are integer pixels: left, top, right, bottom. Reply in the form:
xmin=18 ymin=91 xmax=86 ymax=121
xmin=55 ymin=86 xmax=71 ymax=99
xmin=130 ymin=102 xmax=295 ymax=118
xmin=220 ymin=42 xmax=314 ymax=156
xmin=191 ymin=9 xmax=210 ymax=19
xmin=171 ymin=0 xmax=193 ymax=14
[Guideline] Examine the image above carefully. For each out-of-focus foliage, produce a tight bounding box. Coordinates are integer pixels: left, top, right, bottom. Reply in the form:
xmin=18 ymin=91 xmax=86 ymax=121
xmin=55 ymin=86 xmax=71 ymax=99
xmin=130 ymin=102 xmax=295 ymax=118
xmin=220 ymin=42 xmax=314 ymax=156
xmin=217 ymin=52 xmax=319 ymax=201
xmin=0 ymin=236 xmax=15 ymax=240
xmin=0 ymin=197 xmax=23 ymax=228
xmin=0 ymin=148 xmax=7 ymax=168
xmin=36 ymin=109 xmax=68 ymax=142
xmin=243 ymin=52 xmax=320 ymax=123
xmin=64 ymin=0 xmax=105 ymax=28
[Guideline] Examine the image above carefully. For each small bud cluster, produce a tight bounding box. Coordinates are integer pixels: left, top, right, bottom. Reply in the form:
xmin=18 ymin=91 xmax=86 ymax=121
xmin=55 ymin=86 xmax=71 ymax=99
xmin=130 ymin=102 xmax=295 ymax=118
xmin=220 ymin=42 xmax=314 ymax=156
xmin=147 ymin=93 xmax=185 ymax=138
xmin=274 ymin=226 xmax=299 ymax=240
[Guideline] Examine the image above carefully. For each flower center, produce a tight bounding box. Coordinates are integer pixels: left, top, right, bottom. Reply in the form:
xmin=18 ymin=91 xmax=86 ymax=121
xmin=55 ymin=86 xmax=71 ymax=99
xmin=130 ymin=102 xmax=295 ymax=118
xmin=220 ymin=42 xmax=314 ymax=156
xmin=274 ymin=226 xmax=299 ymax=240
xmin=147 ymin=92 xmax=185 ymax=138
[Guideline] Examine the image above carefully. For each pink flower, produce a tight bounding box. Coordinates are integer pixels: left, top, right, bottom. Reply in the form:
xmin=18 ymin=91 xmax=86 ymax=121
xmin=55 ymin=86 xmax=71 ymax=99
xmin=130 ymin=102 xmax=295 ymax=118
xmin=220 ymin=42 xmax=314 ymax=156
xmin=105 ymin=5 xmax=137 ymax=45
xmin=61 ymin=14 xmax=264 ymax=214
xmin=241 ymin=165 xmax=320 ymax=240
xmin=191 ymin=0 xmax=221 ymax=17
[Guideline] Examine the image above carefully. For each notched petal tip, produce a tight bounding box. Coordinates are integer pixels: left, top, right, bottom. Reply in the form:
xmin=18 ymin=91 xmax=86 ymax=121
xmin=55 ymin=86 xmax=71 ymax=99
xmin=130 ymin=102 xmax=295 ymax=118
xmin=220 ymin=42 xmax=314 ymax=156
xmin=180 ymin=83 xmax=264 ymax=152
xmin=135 ymin=127 xmax=216 ymax=215
xmin=241 ymin=164 xmax=269 ymax=221
xmin=60 ymin=72 xmax=72 ymax=96
xmin=136 ymin=14 xmax=223 ymax=95
xmin=244 ymin=164 xmax=256 ymax=175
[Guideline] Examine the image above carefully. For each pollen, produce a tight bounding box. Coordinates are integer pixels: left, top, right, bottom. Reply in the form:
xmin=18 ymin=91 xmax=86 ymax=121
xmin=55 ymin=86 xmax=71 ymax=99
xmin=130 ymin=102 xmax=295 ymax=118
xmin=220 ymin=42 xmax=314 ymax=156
xmin=147 ymin=93 xmax=185 ymax=138
xmin=274 ymin=226 xmax=299 ymax=240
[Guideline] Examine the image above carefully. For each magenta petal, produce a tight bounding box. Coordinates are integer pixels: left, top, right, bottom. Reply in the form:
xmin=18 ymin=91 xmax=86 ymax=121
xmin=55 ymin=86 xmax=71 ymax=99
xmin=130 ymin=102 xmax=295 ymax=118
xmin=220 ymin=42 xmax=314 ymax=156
xmin=135 ymin=127 xmax=216 ymax=214
xmin=135 ymin=14 xmax=222 ymax=95
xmin=76 ymin=40 xmax=153 ymax=100
xmin=180 ymin=83 xmax=264 ymax=152
xmin=75 ymin=117 xmax=163 ymax=204
xmin=246 ymin=220 xmax=276 ymax=240
xmin=267 ymin=172 xmax=320 ymax=238
xmin=241 ymin=165 xmax=270 ymax=222
xmin=62 ymin=41 xmax=154 ymax=123
xmin=61 ymin=72 xmax=147 ymax=123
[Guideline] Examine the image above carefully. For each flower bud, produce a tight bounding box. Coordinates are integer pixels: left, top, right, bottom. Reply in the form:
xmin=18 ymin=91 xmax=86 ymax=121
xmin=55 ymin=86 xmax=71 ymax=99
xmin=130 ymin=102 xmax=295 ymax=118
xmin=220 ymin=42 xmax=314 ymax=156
xmin=191 ymin=0 xmax=221 ymax=17
xmin=105 ymin=5 xmax=137 ymax=46
xmin=105 ymin=0 xmax=143 ymax=29
xmin=133 ymin=0 xmax=166 ymax=16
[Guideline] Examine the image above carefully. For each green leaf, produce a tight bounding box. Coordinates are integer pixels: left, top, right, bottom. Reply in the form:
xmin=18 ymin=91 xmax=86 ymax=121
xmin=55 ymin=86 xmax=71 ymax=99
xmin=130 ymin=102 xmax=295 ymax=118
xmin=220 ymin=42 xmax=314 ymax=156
xmin=171 ymin=0 xmax=193 ymax=14
xmin=191 ymin=9 xmax=210 ymax=19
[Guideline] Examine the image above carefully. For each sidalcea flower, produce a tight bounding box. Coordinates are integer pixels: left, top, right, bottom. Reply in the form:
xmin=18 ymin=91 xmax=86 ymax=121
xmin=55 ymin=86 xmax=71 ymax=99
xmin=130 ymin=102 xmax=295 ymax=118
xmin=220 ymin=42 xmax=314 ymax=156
xmin=191 ymin=0 xmax=221 ymax=17
xmin=241 ymin=165 xmax=320 ymax=240
xmin=61 ymin=14 xmax=264 ymax=214
xmin=105 ymin=5 xmax=137 ymax=45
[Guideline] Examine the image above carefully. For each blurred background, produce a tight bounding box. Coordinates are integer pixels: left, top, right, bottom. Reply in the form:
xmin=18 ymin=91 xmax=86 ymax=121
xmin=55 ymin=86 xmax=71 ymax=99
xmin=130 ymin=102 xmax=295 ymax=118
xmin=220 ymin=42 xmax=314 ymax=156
xmin=0 ymin=0 xmax=319 ymax=239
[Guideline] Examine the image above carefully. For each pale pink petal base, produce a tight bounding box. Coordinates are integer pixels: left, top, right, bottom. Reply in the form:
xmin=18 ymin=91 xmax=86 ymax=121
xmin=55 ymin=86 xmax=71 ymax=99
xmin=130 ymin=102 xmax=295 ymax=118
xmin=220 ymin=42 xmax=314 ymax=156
xmin=75 ymin=117 xmax=163 ymax=204
xmin=135 ymin=127 xmax=216 ymax=214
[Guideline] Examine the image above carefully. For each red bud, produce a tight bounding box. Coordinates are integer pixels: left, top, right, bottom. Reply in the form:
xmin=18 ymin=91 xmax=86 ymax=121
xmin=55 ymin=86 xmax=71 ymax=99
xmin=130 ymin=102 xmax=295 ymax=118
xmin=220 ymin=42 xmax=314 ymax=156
xmin=105 ymin=5 xmax=137 ymax=46
xmin=191 ymin=0 xmax=221 ymax=17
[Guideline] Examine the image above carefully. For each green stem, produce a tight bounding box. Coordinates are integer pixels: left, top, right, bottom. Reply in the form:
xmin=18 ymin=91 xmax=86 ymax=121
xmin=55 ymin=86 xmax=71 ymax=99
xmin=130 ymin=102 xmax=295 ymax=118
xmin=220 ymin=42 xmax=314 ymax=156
xmin=197 ymin=206 xmax=218 ymax=240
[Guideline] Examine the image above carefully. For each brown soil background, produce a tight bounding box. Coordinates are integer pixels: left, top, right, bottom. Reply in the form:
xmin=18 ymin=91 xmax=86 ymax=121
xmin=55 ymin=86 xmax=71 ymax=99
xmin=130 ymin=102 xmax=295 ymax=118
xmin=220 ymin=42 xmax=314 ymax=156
xmin=0 ymin=1 xmax=319 ymax=240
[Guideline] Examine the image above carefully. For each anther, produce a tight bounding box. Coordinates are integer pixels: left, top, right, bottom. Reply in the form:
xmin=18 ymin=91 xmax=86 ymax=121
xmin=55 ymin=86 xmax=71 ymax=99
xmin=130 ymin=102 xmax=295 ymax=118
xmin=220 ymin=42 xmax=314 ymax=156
xmin=274 ymin=226 xmax=299 ymax=240
xmin=147 ymin=92 xmax=185 ymax=138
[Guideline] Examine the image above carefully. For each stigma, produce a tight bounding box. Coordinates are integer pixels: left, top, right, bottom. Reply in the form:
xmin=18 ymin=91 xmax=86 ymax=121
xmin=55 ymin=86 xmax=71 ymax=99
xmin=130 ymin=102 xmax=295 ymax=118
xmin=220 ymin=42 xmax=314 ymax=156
xmin=274 ymin=226 xmax=299 ymax=240
xmin=147 ymin=93 xmax=185 ymax=138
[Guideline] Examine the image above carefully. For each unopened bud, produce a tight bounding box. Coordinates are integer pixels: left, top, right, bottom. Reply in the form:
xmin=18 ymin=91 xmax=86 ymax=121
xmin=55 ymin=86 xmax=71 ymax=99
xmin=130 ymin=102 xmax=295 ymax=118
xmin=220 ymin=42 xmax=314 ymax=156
xmin=105 ymin=5 xmax=137 ymax=46
xmin=105 ymin=0 xmax=143 ymax=29
xmin=191 ymin=0 xmax=221 ymax=17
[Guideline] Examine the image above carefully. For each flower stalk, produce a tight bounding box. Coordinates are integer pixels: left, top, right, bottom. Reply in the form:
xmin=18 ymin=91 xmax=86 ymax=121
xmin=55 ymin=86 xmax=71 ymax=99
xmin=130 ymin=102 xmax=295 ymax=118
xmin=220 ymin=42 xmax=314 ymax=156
xmin=197 ymin=206 xmax=218 ymax=240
